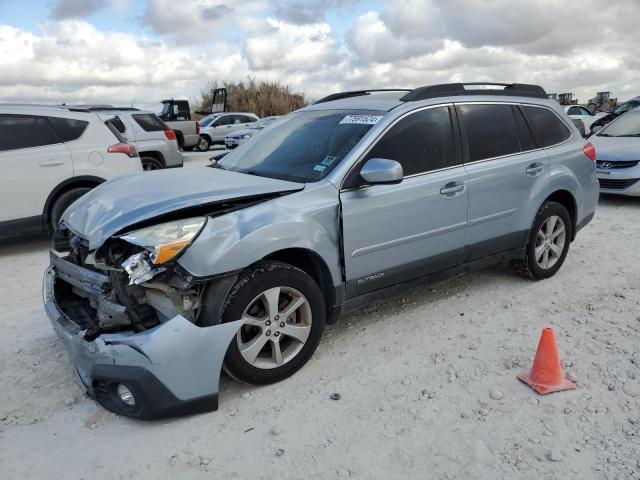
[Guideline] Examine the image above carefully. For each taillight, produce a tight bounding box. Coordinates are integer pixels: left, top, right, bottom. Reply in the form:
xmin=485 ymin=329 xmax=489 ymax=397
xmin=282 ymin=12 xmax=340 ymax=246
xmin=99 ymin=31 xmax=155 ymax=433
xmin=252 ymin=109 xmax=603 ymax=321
xmin=164 ymin=130 xmax=177 ymax=140
xmin=196 ymin=122 xmax=200 ymax=135
xmin=583 ymin=142 xmax=596 ymax=161
xmin=108 ymin=143 xmax=138 ymax=158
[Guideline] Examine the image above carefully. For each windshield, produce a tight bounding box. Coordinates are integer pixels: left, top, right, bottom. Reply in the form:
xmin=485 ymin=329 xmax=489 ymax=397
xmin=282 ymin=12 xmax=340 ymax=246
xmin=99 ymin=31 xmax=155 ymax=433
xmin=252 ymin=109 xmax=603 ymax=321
xmin=199 ymin=115 xmax=220 ymax=127
xmin=218 ymin=109 xmax=384 ymax=183
xmin=598 ymin=110 xmax=640 ymax=137
xmin=614 ymin=100 xmax=640 ymax=115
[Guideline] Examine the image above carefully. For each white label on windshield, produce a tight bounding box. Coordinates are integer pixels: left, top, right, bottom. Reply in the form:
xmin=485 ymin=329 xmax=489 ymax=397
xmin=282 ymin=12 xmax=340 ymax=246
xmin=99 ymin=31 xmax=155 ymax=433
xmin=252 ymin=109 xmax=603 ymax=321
xmin=339 ymin=115 xmax=383 ymax=125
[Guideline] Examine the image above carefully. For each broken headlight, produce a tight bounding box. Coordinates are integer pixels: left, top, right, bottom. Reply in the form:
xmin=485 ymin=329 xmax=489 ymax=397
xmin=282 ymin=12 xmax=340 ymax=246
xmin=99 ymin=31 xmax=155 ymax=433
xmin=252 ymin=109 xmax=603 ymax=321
xmin=120 ymin=217 xmax=206 ymax=265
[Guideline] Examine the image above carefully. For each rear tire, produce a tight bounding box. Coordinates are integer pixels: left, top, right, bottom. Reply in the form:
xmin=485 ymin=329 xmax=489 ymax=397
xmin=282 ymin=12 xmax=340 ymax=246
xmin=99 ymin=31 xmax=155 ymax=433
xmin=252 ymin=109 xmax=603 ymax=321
xmin=513 ymin=201 xmax=572 ymax=280
xmin=196 ymin=136 xmax=211 ymax=152
xmin=202 ymin=261 xmax=325 ymax=385
xmin=141 ymin=156 xmax=164 ymax=170
xmin=50 ymin=187 xmax=91 ymax=230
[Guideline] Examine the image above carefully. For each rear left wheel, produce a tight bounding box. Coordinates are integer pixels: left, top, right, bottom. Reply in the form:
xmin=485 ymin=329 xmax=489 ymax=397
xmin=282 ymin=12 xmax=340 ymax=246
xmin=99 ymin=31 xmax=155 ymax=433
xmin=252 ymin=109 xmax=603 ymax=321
xmin=50 ymin=187 xmax=91 ymax=230
xmin=196 ymin=136 xmax=211 ymax=152
xmin=141 ymin=157 xmax=164 ymax=170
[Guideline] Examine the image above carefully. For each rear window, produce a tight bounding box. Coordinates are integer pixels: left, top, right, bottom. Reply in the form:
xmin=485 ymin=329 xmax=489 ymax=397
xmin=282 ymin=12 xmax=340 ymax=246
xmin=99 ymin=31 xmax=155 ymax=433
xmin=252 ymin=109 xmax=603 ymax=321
xmin=132 ymin=113 xmax=168 ymax=132
xmin=458 ymin=104 xmax=521 ymax=161
xmin=523 ymin=106 xmax=571 ymax=147
xmin=0 ymin=115 xmax=59 ymax=151
xmin=48 ymin=117 xmax=89 ymax=142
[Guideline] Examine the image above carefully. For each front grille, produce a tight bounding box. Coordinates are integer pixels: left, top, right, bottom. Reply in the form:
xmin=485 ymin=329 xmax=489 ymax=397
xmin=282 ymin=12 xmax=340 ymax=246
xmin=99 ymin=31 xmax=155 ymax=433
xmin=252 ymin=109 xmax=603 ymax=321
xmin=598 ymin=178 xmax=640 ymax=190
xmin=597 ymin=160 xmax=639 ymax=169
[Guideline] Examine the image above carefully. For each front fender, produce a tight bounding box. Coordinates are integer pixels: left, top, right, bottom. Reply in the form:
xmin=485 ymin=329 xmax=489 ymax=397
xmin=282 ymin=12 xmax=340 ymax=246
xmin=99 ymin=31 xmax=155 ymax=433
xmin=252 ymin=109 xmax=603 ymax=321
xmin=178 ymin=185 xmax=342 ymax=286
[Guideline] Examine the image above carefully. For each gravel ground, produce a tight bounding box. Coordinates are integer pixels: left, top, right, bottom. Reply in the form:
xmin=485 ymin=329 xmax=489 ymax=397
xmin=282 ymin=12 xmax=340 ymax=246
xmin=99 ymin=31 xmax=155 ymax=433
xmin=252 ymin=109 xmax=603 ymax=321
xmin=1 ymin=194 xmax=639 ymax=480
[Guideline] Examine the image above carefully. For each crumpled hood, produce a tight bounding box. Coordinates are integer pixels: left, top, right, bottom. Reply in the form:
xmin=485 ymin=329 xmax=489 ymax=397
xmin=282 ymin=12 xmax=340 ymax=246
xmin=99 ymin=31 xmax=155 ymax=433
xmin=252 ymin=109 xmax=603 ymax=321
xmin=590 ymin=136 xmax=640 ymax=161
xmin=62 ymin=168 xmax=303 ymax=249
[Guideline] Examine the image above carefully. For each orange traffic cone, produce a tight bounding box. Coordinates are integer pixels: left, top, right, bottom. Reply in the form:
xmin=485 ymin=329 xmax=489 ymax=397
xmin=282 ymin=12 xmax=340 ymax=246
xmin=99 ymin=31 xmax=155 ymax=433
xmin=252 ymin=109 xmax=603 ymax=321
xmin=517 ymin=327 xmax=576 ymax=394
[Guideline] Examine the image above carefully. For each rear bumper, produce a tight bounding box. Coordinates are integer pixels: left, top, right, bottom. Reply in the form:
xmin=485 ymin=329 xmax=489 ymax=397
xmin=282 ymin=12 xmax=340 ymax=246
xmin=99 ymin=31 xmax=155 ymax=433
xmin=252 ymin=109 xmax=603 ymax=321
xmin=43 ymin=262 xmax=243 ymax=420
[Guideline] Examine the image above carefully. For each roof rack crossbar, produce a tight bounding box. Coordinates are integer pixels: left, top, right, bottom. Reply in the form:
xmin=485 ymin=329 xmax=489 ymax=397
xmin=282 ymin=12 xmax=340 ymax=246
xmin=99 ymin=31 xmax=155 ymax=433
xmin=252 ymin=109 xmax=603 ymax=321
xmin=313 ymin=89 xmax=412 ymax=105
xmin=400 ymin=83 xmax=548 ymax=102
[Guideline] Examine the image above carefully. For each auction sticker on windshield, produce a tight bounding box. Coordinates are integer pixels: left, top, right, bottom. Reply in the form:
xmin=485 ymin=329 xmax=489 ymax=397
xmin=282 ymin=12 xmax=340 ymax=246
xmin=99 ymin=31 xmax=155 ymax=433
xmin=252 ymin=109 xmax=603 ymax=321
xmin=339 ymin=115 xmax=383 ymax=125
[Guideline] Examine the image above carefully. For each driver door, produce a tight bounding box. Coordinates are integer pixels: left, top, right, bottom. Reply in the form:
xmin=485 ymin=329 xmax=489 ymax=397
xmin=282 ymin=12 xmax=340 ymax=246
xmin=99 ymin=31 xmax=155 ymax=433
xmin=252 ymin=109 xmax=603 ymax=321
xmin=340 ymin=106 xmax=469 ymax=298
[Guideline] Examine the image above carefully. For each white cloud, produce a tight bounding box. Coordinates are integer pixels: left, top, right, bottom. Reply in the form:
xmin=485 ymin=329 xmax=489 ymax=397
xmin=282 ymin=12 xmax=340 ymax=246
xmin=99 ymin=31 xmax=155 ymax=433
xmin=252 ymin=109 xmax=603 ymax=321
xmin=2 ymin=0 xmax=640 ymax=108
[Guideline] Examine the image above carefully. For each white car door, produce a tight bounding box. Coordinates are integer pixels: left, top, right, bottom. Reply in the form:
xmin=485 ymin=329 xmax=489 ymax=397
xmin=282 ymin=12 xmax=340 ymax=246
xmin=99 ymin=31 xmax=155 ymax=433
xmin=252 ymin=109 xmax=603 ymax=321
xmin=0 ymin=115 xmax=72 ymax=222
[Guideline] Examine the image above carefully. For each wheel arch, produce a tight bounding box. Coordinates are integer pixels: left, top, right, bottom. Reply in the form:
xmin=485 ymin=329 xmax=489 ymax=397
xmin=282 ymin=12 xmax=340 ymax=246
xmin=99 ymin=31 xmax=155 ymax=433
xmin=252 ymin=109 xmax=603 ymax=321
xmin=43 ymin=175 xmax=106 ymax=225
xmin=540 ymin=189 xmax=578 ymax=240
xmin=138 ymin=151 xmax=166 ymax=168
xmin=263 ymin=248 xmax=338 ymax=324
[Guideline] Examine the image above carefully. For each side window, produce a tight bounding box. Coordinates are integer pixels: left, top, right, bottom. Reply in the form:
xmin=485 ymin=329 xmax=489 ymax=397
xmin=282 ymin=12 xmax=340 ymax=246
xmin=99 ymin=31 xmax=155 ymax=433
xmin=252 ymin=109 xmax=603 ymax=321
xmin=232 ymin=115 xmax=244 ymax=125
xmin=241 ymin=115 xmax=257 ymax=123
xmin=567 ymin=106 xmax=580 ymax=115
xmin=110 ymin=116 xmax=126 ymax=134
xmin=364 ymin=106 xmax=459 ymax=177
xmin=0 ymin=115 xmax=58 ymax=151
xmin=132 ymin=114 xmax=167 ymax=132
xmin=579 ymin=107 xmax=591 ymax=116
xmin=48 ymin=117 xmax=89 ymax=142
xmin=513 ymin=107 xmax=537 ymax=151
xmin=217 ymin=115 xmax=232 ymax=126
xmin=458 ymin=104 xmax=520 ymax=161
xmin=523 ymin=106 xmax=571 ymax=147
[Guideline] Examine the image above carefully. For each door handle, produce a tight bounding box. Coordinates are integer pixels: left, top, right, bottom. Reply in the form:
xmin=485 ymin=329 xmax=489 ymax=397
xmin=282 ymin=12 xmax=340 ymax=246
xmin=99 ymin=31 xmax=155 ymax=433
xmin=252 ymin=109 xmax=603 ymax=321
xmin=526 ymin=163 xmax=544 ymax=176
xmin=39 ymin=159 xmax=65 ymax=167
xmin=439 ymin=183 xmax=465 ymax=195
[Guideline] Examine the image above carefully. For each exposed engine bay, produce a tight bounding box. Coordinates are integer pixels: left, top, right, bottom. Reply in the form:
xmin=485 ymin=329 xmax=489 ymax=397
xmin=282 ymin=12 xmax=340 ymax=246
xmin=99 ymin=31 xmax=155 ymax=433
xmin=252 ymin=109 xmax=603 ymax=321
xmin=52 ymin=225 xmax=204 ymax=341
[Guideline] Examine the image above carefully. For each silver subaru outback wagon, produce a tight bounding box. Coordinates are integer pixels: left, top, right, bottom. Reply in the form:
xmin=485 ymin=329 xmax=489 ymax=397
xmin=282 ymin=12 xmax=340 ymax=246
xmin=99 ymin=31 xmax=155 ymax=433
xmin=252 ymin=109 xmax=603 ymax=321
xmin=43 ymin=83 xmax=599 ymax=419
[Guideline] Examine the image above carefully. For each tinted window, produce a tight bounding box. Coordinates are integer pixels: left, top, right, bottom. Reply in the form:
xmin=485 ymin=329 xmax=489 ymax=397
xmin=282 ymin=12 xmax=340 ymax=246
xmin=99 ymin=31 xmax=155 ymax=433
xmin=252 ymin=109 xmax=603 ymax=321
xmin=513 ymin=107 xmax=537 ymax=151
xmin=579 ymin=107 xmax=591 ymax=116
xmin=459 ymin=104 xmax=520 ymax=161
xmin=567 ymin=106 xmax=580 ymax=115
xmin=48 ymin=117 xmax=89 ymax=142
xmin=132 ymin=113 xmax=167 ymax=132
xmin=110 ymin=116 xmax=126 ymax=133
xmin=240 ymin=115 xmax=257 ymax=123
xmin=0 ymin=115 xmax=58 ymax=151
xmin=364 ymin=107 xmax=458 ymax=176
xmin=523 ymin=106 xmax=571 ymax=147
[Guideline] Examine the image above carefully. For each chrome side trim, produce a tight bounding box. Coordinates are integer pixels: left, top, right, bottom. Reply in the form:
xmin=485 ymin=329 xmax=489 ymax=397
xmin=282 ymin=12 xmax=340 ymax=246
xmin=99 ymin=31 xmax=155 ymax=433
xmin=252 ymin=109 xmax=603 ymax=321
xmin=468 ymin=208 xmax=517 ymax=226
xmin=351 ymin=221 xmax=467 ymax=258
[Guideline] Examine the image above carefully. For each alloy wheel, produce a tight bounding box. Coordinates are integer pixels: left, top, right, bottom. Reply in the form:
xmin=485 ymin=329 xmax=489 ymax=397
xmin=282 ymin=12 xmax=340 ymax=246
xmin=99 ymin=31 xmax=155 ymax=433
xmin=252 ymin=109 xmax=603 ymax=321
xmin=236 ymin=286 xmax=312 ymax=369
xmin=534 ymin=215 xmax=566 ymax=270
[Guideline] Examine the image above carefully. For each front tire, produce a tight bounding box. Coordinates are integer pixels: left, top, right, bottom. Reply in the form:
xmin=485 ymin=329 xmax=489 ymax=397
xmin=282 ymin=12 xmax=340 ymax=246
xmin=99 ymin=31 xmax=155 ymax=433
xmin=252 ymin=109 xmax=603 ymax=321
xmin=50 ymin=187 xmax=91 ymax=230
xmin=515 ymin=201 xmax=572 ymax=279
xmin=213 ymin=262 xmax=325 ymax=385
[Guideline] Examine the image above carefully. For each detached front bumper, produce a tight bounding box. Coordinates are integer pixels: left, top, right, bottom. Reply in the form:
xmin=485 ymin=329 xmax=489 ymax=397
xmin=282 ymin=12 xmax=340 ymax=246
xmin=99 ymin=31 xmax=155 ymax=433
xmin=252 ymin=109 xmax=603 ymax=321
xmin=43 ymin=262 xmax=243 ymax=420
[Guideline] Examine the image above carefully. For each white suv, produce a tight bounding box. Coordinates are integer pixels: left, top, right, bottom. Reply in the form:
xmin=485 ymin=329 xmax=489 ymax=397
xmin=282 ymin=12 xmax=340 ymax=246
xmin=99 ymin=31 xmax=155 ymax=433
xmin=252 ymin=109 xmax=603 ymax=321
xmin=81 ymin=107 xmax=183 ymax=170
xmin=0 ymin=105 xmax=143 ymax=239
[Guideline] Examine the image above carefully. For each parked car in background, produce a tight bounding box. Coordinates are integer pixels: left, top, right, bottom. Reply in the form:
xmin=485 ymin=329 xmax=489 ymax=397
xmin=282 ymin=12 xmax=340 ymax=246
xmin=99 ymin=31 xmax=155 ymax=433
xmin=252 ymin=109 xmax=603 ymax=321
xmin=43 ymin=83 xmax=598 ymax=419
xmin=196 ymin=112 xmax=259 ymax=151
xmin=80 ymin=108 xmax=182 ymax=170
xmin=590 ymin=107 xmax=640 ymax=196
xmin=225 ymin=116 xmax=281 ymax=149
xmin=564 ymin=105 xmax=607 ymax=136
xmin=156 ymin=99 xmax=200 ymax=151
xmin=589 ymin=95 xmax=640 ymax=133
xmin=0 ymin=104 xmax=142 ymax=238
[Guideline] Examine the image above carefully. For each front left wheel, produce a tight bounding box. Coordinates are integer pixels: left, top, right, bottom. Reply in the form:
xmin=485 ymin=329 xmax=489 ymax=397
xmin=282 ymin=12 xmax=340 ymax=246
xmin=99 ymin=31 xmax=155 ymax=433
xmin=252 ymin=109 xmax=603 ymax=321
xmin=205 ymin=262 xmax=326 ymax=385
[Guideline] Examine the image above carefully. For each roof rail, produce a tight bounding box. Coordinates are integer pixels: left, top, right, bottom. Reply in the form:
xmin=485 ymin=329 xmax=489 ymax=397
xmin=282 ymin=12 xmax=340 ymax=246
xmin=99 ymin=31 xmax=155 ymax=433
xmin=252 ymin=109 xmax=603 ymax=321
xmin=400 ymin=83 xmax=548 ymax=102
xmin=313 ymin=89 xmax=412 ymax=105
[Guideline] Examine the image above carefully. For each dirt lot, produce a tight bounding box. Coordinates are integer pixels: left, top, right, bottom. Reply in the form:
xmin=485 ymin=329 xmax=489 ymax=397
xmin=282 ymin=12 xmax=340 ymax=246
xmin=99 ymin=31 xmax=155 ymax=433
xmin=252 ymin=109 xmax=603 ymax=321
xmin=1 ymin=192 xmax=639 ymax=480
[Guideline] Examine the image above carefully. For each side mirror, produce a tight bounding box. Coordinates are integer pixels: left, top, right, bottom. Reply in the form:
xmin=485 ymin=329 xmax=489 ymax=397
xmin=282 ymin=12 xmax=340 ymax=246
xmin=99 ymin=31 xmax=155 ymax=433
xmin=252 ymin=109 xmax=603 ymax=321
xmin=591 ymin=125 xmax=603 ymax=134
xmin=359 ymin=158 xmax=403 ymax=185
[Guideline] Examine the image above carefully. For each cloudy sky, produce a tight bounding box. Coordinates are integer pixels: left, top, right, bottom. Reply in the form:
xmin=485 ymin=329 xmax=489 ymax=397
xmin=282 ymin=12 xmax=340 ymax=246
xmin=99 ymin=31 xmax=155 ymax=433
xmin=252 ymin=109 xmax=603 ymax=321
xmin=1 ymin=0 xmax=639 ymax=110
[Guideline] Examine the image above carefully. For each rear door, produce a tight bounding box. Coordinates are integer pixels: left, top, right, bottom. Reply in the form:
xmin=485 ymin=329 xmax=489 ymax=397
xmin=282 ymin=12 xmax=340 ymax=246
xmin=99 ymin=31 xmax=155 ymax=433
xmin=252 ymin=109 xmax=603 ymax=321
xmin=340 ymin=105 xmax=469 ymax=298
xmin=0 ymin=114 xmax=72 ymax=223
xmin=457 ymin=103 xmax=550 ymax=260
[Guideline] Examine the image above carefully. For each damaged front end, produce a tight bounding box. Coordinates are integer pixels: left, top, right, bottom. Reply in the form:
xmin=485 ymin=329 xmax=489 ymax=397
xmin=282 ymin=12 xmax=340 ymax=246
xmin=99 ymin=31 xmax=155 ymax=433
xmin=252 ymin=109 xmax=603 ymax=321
xmin=44 ymin=219 xmax=242 ymax=419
